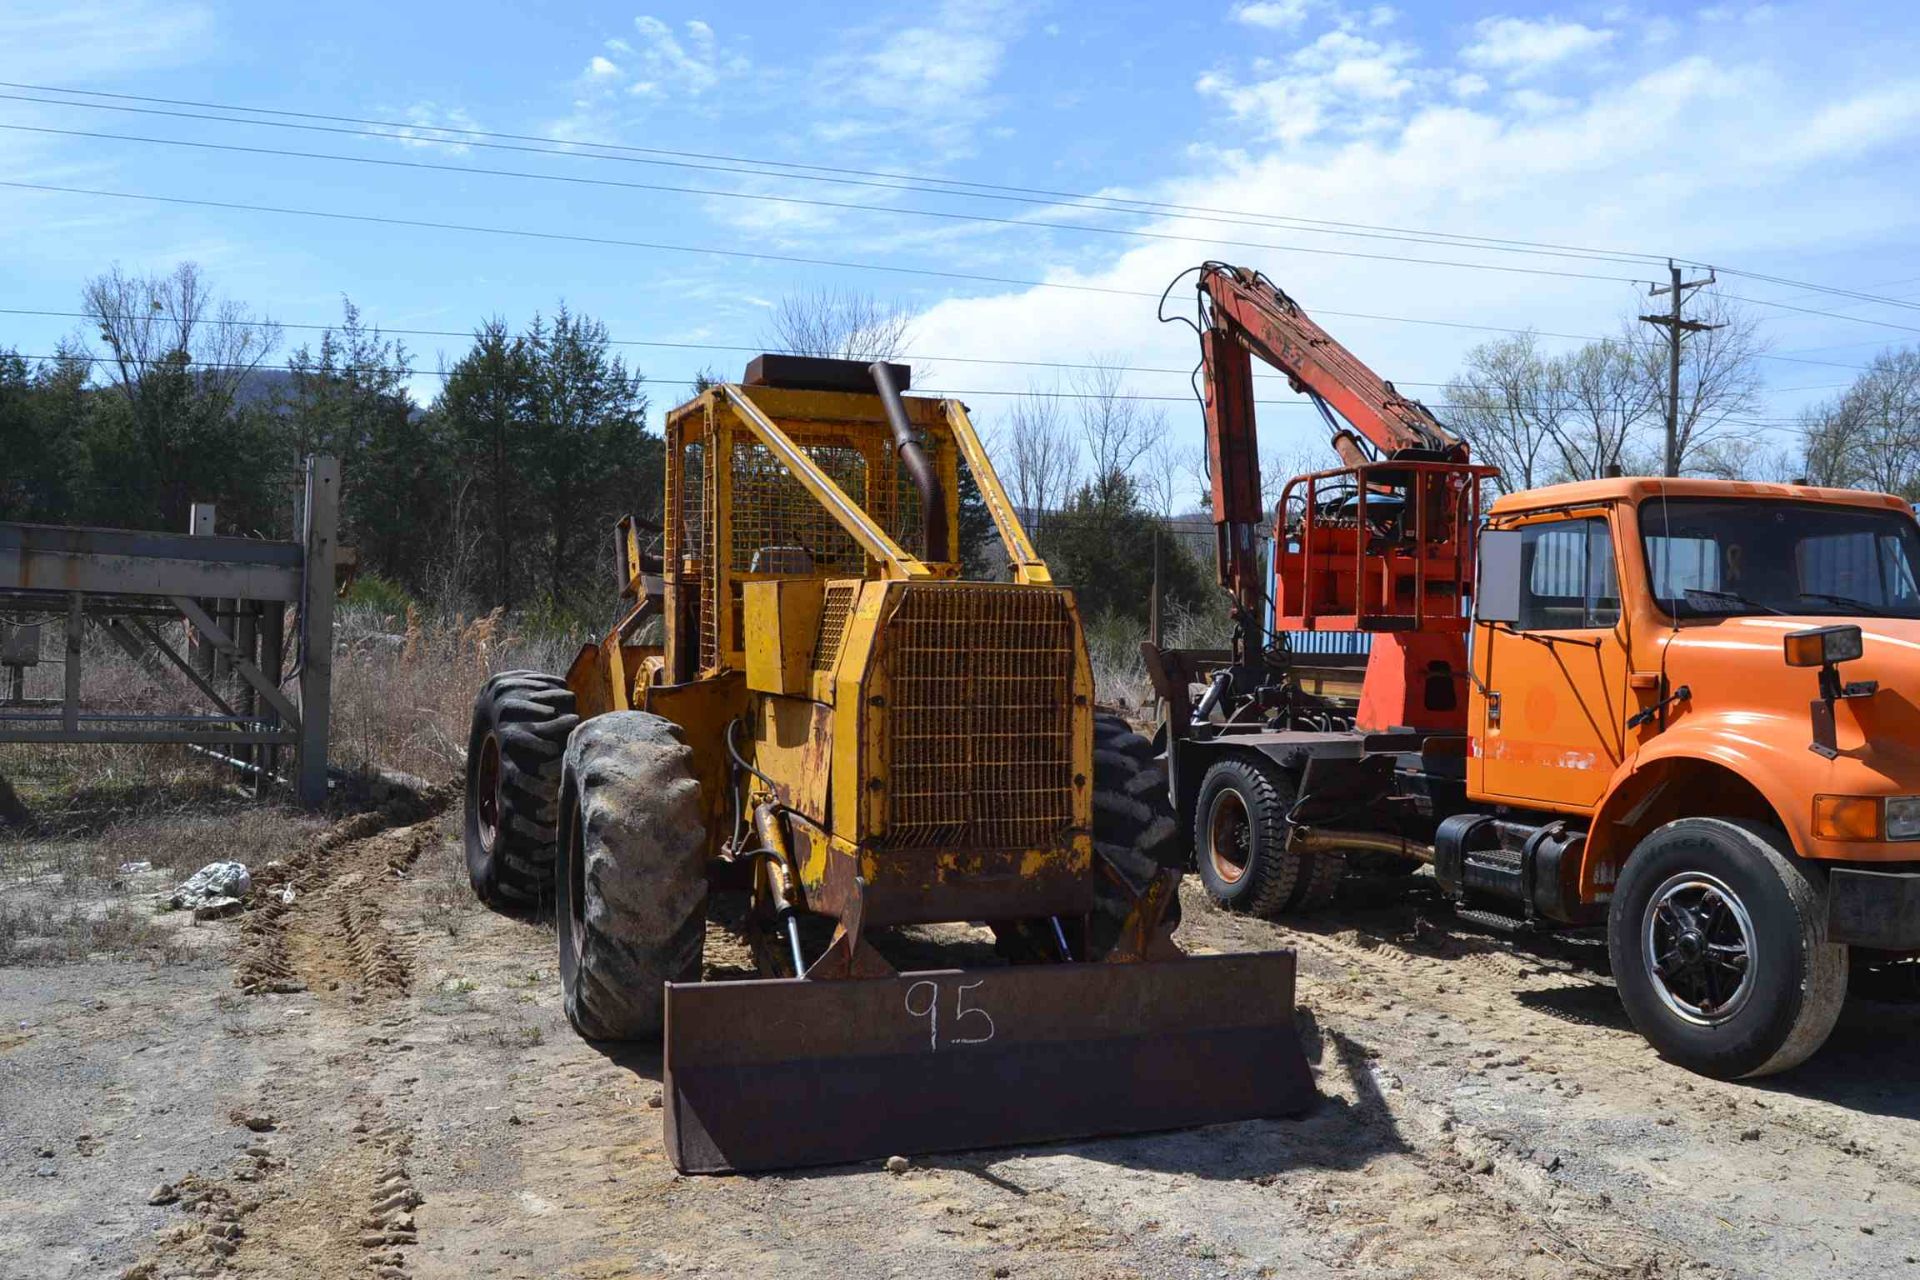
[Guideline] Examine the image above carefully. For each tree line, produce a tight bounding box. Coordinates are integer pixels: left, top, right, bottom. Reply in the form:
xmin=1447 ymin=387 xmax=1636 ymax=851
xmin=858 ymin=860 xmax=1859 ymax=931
xmin=0 ymin=263 xmax=658 ymax=622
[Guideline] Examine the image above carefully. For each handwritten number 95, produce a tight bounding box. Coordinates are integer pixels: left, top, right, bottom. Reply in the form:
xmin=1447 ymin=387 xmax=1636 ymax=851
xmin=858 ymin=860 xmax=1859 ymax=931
xmin=903 ymin=979 xmax=996 ymax=1051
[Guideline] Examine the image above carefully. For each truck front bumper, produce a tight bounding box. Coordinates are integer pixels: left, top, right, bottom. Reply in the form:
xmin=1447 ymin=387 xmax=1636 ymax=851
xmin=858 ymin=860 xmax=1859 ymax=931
xmin=1827 ymin=868 xmax=1920 ymax=949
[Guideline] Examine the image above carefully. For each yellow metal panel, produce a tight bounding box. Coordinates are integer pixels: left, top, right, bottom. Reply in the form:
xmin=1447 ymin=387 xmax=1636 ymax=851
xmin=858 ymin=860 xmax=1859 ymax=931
xmin=643 ymin=671 xmax=747 ymax=858
xmin=831 ymin=581 xmax=892 ymax=843
xmin=743 ymin=579 xmax=825 ymax=696
xmin=750 ymin=694 xmax=832 ymax=824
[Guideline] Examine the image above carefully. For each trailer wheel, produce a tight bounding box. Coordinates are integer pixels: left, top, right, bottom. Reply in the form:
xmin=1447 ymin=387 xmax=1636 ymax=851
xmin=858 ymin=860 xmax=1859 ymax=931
xmin=556 ymin=712 xmax=708 ymax=1041
xmin=1191 ymin=755 xmax=1342 ymax=916
xmin=1609 ymin=818 xmax=1847 ymax=1079
xmin=464 ymin=671 xmax=578 ymax=910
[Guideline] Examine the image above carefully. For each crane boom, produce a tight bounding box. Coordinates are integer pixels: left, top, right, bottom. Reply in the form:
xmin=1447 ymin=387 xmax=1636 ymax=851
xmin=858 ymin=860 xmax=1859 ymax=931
xmin=1191 ymin=262 xmax=1468 ymax=624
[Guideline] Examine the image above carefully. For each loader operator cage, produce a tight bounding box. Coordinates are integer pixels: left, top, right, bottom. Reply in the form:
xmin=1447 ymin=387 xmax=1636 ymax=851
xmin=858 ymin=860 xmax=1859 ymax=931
xmin=664 ymin=396 xmax=955 ymax=673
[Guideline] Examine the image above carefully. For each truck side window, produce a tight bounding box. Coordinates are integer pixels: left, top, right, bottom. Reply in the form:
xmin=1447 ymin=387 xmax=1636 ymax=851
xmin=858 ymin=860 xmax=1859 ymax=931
xmin=1519 ymin=518 xmax=1620 ymax=630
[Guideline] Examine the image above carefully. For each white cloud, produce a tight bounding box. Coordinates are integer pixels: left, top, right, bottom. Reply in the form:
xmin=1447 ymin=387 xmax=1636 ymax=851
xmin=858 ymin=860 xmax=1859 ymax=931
xmin=811 ymin=0 xmax=1026 ymax=159
xmin=907 ymin=26 xmax=1920 ymax=472
xmin=548 ymin=17 xmax=751 ymax=143
xmin=0 ymin=0 xmax=213 ymax=79
xmin=624 ymin=15 xmax=745 ymax=97
xmin=1199 ymin=30 xmax=1416 ymax=144
xmin=383 ymin=103 xmax=483 ymax=154
xmin=1463 ymin=16 xmax=1614 ymax=77
xmin=1233 ymin=1 xmax=1313 ymax=30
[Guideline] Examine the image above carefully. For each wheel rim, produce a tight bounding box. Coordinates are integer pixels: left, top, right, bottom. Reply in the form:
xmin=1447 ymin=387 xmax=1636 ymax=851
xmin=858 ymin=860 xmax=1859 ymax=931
xmin=564 ymin=793 xmax=587 ymax=968
xmin=1207 ymin=789 xmax=1252 ymax=886
xmin=1642 ymin=870 xmax=1758 ymax=1026
xmin=475 ymin=734 xmax=503 ymax=854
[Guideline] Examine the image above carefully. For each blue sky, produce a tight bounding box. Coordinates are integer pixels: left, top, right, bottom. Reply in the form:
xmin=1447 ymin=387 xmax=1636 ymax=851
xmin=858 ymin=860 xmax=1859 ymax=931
xmin=4 ymin=0 xmax=1919 ymax=473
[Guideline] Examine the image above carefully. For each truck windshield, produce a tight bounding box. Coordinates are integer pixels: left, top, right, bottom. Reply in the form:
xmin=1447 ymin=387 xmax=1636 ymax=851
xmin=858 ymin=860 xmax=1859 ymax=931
xmin=1639 ymin=499 xmax=1920 ymax=620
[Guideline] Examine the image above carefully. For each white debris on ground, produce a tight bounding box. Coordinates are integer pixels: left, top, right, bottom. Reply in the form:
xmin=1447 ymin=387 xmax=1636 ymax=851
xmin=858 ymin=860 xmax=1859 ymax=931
xmin=167 ymin=861 xmax=252 ymax=916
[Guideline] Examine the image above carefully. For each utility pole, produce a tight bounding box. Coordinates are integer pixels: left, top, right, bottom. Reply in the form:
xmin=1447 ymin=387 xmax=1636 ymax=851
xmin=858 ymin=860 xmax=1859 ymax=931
xmin=1640 ymin=260 xmax=1722 ymax=477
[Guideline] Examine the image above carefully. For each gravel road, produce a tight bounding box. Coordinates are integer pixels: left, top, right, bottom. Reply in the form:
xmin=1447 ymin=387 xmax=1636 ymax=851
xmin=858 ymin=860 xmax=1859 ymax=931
xmin=5 ymin=799 xmax=1919 ymax=1280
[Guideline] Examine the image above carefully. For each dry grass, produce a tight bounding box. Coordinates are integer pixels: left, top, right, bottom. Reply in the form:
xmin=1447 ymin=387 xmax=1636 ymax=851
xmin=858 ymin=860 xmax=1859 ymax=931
xmin=1086 ymin=602 xmax=1233 ymax=714
xmin=0 ymin=898 xmax=190 ymax=966
xmin=329 ymin=604 xmax=582 ymax=782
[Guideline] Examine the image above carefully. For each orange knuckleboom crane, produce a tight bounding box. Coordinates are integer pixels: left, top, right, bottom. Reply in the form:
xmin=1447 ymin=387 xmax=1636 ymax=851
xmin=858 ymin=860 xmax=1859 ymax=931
xmin=1180 ymin=261 xmax=1497 ymax=735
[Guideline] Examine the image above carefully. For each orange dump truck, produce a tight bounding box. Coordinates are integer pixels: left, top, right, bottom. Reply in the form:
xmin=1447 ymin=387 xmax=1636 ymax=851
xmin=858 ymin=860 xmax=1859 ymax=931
xmin=1150 ymin=264 xmax=1920 ymax=1079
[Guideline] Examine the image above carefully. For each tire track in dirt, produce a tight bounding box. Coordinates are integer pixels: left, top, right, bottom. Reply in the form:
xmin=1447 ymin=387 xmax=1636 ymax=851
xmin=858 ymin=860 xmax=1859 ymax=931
xmin=235 ymin=815 xmax=431 ymax=1001
xmin=1177 ymin=877 xmax=1920 ymax=1278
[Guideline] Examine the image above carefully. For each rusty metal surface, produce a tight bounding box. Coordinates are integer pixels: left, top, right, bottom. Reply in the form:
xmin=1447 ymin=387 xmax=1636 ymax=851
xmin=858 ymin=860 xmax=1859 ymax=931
xmin=663 ymin=951 xmax=1314 ymax=1174
xmin=879 ymin=584 xmax=1077 ymax=850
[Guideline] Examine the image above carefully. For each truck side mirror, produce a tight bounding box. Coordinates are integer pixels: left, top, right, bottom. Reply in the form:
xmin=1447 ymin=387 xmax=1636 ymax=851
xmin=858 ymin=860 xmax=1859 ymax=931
xmin=1476 ymin=529 xmax=1523 ymax=625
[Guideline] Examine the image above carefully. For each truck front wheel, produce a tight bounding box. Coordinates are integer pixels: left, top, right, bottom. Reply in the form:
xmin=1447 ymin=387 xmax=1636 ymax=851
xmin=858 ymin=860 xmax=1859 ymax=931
xmin=1608 ymin=818 xmax=1847 ymax=1079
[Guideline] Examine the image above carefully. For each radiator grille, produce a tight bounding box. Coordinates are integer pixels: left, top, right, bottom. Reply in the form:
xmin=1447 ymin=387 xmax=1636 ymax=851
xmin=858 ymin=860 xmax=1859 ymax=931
xmin=813 ymin=583 xmax=859 ymax=672
xmin=881 ymin=585 xmax=1076 ymax=849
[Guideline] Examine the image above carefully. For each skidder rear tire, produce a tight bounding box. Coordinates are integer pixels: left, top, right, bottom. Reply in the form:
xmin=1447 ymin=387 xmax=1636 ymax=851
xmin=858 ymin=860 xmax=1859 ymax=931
xmin=465 ymin=671 xmax=578 ymax=910
xmin=1087 ymin=713 xmax=1184 ymax=958
xmin=1609 ymin=818 xmax=1847 ymax=1079
xmin=557 ymin=712 xmax=708 ymax=1041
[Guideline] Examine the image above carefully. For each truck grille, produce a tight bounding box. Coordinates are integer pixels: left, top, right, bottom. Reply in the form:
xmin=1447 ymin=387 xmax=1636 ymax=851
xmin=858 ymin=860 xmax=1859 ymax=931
xmin=880 ymin=585 xmax=1076 ymax=849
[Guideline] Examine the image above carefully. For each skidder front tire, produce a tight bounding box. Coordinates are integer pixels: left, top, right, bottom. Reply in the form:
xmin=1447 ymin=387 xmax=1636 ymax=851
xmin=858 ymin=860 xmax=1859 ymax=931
xmin=464 ymin=671 xmax=578 ymax=910
xmin=1609 ymin=818 xmax=1847 ymax=1080
xmin=557 ymin=712 xmax=708 ymax=1041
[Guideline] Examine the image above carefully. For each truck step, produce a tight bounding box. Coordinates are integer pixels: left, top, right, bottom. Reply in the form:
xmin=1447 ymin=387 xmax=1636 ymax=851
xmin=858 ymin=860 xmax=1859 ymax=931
xmin=1450 ymin=906 xmax=1539 ymax=934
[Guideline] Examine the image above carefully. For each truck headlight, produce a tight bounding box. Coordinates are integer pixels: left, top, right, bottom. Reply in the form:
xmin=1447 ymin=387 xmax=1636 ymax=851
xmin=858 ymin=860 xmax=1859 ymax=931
xmin=1887 ymin=797 xmax=1920 ymax=841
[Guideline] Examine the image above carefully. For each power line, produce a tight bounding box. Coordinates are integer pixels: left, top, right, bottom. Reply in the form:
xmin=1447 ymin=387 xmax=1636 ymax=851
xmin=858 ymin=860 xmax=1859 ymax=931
xmin=1718 ymin=290 xmax=1920 ymax=338
xmin=0 ymin=305 xmax=1861 ymax=394
xmin=0 ymin=121 xmax=1663 ymax=287
xmin=0 ymin=81 xmax=1685 ymax=270
xmin=0 ymin=350 xmax=1826 ymax=423
xmin=11 ymin=87 xmax=1920 ymax=348
xmin=27 ymin=81 xmax=1920 ymax=321
xmin=0 ymin=178 xmax=1160 ymax=300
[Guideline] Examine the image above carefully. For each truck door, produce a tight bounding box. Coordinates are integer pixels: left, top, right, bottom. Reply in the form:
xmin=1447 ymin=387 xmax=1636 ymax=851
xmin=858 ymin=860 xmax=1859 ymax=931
xmin=1470 ymin=512 xmax=1631 ymax=811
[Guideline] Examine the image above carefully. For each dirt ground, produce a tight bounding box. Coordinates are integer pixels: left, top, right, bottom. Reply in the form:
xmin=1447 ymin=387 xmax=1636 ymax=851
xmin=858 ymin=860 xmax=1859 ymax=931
xmin=7 ymin=785 xmax=1920 ymax=1280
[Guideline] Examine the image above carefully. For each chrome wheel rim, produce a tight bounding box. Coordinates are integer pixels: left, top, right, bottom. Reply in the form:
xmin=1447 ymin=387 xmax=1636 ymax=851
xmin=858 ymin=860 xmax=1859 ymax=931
xmin=1642 ymin=870 xmax=1757 ymax=1026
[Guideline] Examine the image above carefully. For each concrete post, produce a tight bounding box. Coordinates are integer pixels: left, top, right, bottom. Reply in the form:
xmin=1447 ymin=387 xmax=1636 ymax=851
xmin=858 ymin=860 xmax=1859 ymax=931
xmin=296 ymin=457 xmax=339 ymax=808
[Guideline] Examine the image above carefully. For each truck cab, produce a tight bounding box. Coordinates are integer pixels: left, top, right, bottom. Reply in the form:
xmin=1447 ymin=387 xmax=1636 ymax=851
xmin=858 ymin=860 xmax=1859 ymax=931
xmin=1454 ymin=478 xmax=1920 ymax=1077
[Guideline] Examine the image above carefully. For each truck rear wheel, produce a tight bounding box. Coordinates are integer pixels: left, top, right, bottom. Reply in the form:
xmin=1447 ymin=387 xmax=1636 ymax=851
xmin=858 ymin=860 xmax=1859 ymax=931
xmin=464 ymin=671 xmax=578 ymax=910
xmin=556 ymin=712 xmax=708 ymax=1041
xmin=1192 ymin=755 xmax=1342 ymax=916
xmin=1609 ymin=818 xmax=1847 ymax=1079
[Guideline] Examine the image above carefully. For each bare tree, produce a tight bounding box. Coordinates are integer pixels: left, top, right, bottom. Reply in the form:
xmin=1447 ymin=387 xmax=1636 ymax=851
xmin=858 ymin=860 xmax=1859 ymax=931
xmin=1636 ymin=296 xmax=1767 ymax=476
xmin=763 ymin=288 xmax=915 ymax=361
xmin=1139 ymin=435 xmax=1210 ymax=518
xmin=1256 ymin=440 xmax=1338 ymax=510
xmin=995 ymin=384 xmax=1081 ymax=538
xmin=1444 ymin=333 xmax=1562 ymax=493
xmin=1071 ymin=357 xmax=1157 ymax=497
xmin=81 ymin=262 xmax=282 ymax=522
xmin=1549 ymin=338 xmax=1655 ymax=480
xmin=85 ymin=261 xmax=281 ymax=420
xmin=1797 ymin=348 xmax=1920 ymax=498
